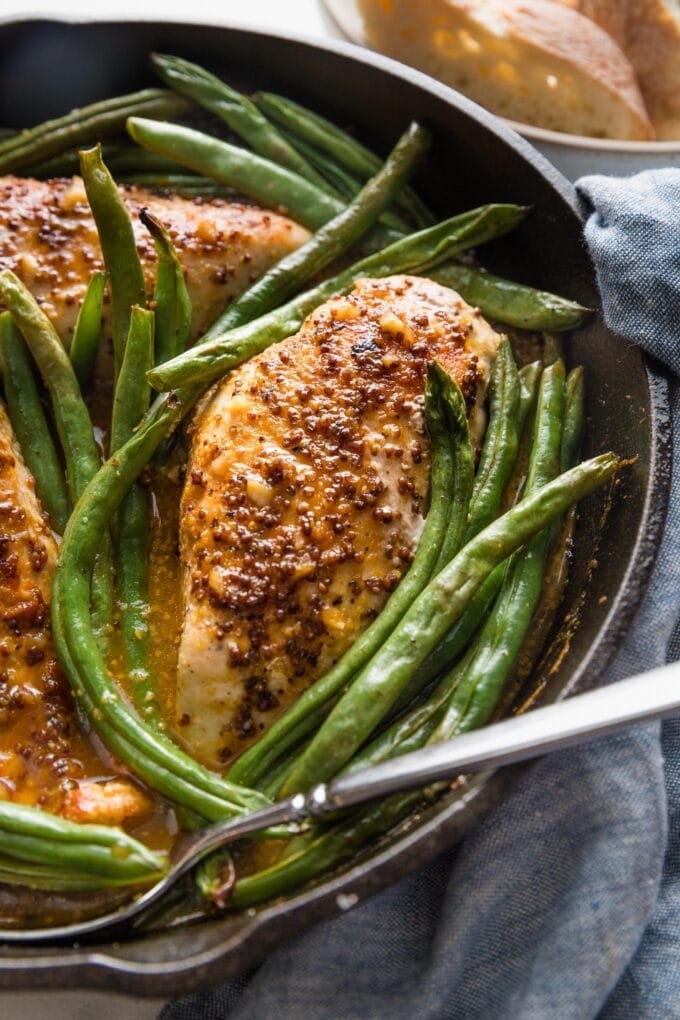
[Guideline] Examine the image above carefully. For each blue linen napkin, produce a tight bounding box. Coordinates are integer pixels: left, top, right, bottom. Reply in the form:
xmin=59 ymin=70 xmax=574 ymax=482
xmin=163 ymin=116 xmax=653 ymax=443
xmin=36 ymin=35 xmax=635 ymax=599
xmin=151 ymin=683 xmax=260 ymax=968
xmin=163 ymin=169 xmax=680 ymax=1020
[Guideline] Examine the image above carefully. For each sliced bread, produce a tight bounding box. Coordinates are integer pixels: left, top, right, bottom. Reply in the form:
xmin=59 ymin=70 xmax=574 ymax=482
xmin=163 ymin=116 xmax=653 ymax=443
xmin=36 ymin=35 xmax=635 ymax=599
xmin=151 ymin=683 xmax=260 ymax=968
xmin=578 ymin=0 xmax=680 ymax=139
xmin=358 ymin=0 xmax=654 ymax=139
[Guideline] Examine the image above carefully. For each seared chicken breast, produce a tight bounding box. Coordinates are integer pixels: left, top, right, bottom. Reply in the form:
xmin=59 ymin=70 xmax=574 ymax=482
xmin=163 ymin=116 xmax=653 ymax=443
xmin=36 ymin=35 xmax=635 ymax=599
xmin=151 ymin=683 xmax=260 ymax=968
xmin=0 ymin=403 xmax=153 ymax=823
xmin=177 ymin=275 xmax=501 ymax=768
xmin=0 ymin=404 xmax=84 ymax=809
xmin=0 ymin=176 xmax=309 ymax=342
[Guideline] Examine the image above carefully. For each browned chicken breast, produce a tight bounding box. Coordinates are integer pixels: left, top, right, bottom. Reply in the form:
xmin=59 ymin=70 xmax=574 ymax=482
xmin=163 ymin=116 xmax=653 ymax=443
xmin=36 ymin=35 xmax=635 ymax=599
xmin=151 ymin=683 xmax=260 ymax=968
xmin=0 ymin=403 xmax=154 ymax=823
xmin=0 ymin=176 xmax=309 ymax=341
xmin=177 ymin=275 xmax=501 ymax=768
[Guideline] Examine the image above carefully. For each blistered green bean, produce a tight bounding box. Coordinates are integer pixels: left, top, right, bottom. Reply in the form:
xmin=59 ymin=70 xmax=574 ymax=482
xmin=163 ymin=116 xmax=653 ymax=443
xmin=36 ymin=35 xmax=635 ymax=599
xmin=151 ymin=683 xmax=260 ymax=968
xmin=0 ymin=312 xmax=69 ymax=533
xmin=69 ymin=270 xmax=105 ymax=389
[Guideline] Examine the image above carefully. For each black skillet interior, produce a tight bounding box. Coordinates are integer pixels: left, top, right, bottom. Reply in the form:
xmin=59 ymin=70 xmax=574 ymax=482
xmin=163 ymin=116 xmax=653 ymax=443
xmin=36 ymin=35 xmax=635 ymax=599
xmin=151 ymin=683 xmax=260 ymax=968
xmin=0 ymin=18 xmax=671 ymax=996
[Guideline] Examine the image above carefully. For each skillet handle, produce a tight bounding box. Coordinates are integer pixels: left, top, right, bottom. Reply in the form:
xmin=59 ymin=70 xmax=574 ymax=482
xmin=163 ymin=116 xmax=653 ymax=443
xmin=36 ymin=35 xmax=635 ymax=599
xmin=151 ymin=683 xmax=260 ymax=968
xmin=307 ymin=660 xmax=680 ymax=815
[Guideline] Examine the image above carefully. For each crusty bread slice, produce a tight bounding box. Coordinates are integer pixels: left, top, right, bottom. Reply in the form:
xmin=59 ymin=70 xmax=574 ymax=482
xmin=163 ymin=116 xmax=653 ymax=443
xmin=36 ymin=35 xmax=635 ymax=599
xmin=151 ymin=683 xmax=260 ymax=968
xmin=358 ymin=0 xmax=653 ymax=139
xmin=578 ymin=0 xmax=680 ymax=139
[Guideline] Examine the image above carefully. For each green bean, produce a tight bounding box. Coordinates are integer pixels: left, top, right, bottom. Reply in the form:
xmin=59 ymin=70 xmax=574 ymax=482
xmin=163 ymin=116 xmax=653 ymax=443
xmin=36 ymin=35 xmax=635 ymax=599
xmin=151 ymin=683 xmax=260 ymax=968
xmin=0 ymin=856 xmax=143 ymax=891
xmin=228 ymin=365 xmax=472 ymax=787
xmin=503 ymin=367 xmax=584 ymax=686
xmin=282 ymin=449 xmax=618 ymax=792
xmin=110 ymin=307 xmax=159 ymax=726
xmin=202 ymin=122 xmax=429 ymax=339
xmin=26 ymin=145 xmax=190 ymax=179
xmin=431 ymin=361 xmax=566 ymax=742
xmin=152 ymin=53 xmax=330 ymax=190
xmin=127 ymin=116 xmax=348 ymax=230
xmin=69 ymin=270 xmax=105 ymax=389
xmin=229 ymin=788 xmax=425 ymax=909
xmin=0 ymin=801 xmax=165 ymax=886
xmin=502 ymin=361 xmax=543 ymax=511
xmin=430 ymin=262 xmax=590 ymax=332
xmin=141 ymin=210 xmax=192 ymax=366
xmin=276 ymin=123 xmax=411 ymax=231
xmin=0 ymin=270 xmax=113 ymax=646
xmin=252 ymin=91 xmax=434 ymax=228
xmin=0 ymin=312 xmax=69 ymax=533
xmin=463 ymin=338 xmax=522 ymax=543
xmin=431 ymin=379 xmax=475 ymax=573
xmin=341 ymin=655 xmax=472 ymax=778
xmin=149 ymin=203 xmax=527 ymax=391
xmin=562 ymin=368 xmax=585 ymax=471
xmin=0 ymin=272 xmax=100 ymax=500
xmin=518 ymin=361 xmax=543 ymax=425
xmin=26 ymin=145 xmax=182 ymax=179
xmin=0 ymin=89 xmax=190 ymax=174
xmin=119 ymin=174 xmax=237 ymax=196
xmin=80 ymin=144 xmax=147 ymax=378
xmin=280 ymin=128 xmax=360 ymax=199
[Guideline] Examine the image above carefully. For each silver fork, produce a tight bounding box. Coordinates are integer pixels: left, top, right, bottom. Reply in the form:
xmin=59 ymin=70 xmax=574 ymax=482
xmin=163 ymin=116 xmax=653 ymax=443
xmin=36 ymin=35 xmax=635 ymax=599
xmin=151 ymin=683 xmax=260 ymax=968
xmin=1 ymin=660 xmax=678 ymax=944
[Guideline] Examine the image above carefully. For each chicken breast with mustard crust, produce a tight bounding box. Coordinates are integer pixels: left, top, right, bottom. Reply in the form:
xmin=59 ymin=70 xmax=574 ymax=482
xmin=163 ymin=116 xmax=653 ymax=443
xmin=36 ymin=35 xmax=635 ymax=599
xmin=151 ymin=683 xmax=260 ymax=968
xmin=0 ymin=175 xmax=310 ymax=341
xmin=0 ymin=404 xmax=150 ymax=824
xmin=177 ymin=275 xmax=501 ymax=769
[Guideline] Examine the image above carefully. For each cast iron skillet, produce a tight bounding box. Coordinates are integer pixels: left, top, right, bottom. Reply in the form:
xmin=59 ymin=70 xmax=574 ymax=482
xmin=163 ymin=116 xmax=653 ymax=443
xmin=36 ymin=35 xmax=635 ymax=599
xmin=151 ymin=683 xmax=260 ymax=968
xmin=0 ymin=17 xmax=671 ymax=997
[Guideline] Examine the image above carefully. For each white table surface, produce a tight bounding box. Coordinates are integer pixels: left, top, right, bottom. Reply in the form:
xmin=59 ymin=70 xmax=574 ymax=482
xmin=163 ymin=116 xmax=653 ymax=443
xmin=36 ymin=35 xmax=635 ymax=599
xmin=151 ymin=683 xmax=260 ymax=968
xmin=0 ymin=4 xmax=339 ymax=1016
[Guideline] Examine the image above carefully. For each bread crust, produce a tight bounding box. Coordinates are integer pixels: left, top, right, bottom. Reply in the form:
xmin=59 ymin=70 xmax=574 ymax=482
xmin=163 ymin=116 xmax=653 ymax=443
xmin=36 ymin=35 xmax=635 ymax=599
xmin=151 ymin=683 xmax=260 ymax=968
xmin=359 ymin=0 xmax=654 ymax=139
xmin=579 ymin=0 xmax=680 ymax=138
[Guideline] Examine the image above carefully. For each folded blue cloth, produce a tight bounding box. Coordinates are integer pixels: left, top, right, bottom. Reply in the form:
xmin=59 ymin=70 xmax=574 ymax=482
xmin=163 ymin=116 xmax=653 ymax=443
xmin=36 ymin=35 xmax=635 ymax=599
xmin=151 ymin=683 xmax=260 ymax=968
xmin=163 ymin=169 xmax=680 ymax=1020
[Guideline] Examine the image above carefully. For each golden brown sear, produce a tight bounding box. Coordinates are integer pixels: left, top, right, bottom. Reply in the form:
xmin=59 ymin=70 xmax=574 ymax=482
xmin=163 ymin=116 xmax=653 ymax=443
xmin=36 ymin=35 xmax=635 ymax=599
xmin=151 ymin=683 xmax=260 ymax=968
xmin=177 ymin=275 xmax=501 ymax=768
xmin=0 ymin=175 xmax=309 ymax=341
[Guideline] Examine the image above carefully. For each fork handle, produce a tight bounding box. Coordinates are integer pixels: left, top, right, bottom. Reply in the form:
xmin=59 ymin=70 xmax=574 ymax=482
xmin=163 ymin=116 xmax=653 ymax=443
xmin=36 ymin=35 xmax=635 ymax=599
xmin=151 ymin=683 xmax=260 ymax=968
xmin=306 ymin=660 xmax=680 ymax=815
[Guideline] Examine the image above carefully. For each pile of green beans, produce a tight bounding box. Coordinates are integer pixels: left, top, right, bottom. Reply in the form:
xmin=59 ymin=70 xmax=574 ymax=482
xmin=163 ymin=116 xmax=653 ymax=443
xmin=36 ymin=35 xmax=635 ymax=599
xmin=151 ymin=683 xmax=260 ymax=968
xmin=148 ymin=203 xmax=527 ymax=390
xmin=252 ymin=90 xmax=434 ymax=228
xmin=0 ymin=89 xmax=190 ymax=174
xmin=151 ymin=54 xmax=409 ymax=234
xmin=216 ymin=450 xmax=613 ymax=907
xmin=209 ymin=355 xmax=596 ymax=907
xmin=0 ymin=802 xmax=166 ymax=890
xmin=126 ymin=116 xmax=364 ymax=233
xmin=0 ymin=70 xmax=612 ymax=916
xmin=282 ymin=450 xmax=616 ymax=793
xmin=152 ymin=53 xmax=331 ymax=190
